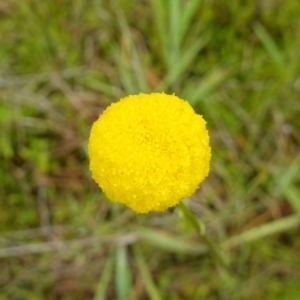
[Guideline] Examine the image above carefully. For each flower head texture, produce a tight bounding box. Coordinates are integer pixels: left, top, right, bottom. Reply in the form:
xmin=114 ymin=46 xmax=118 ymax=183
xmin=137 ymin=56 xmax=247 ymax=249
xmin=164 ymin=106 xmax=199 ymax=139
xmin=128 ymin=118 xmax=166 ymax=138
xmin=88 ymin=93 xmax=211 ymax=213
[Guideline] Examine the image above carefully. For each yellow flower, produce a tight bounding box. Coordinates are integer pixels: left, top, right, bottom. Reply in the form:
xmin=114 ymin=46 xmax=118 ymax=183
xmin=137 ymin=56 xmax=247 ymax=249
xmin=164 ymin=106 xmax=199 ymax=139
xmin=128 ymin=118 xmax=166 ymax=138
xmin=88 ymin=93 xmax=211 ymax=213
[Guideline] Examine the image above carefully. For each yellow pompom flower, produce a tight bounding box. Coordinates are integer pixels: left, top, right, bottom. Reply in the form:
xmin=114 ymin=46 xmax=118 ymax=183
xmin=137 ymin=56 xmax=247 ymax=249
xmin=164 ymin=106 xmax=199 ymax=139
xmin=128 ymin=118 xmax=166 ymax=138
xmin=88 ymin=93 xmax=211 ymax=213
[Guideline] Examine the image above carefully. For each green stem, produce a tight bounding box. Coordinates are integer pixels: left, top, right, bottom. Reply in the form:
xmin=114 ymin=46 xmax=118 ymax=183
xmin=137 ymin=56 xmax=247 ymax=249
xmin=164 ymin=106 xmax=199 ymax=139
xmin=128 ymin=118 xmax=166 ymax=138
xmin=177 ymin=202 xmax=230 ymax=274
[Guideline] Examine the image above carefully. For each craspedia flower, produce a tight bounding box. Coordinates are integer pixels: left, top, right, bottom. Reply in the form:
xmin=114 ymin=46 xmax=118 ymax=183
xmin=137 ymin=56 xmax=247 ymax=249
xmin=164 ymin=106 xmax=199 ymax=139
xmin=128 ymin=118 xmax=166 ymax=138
xmin=88 ymin=93 xmax=211 ymax=214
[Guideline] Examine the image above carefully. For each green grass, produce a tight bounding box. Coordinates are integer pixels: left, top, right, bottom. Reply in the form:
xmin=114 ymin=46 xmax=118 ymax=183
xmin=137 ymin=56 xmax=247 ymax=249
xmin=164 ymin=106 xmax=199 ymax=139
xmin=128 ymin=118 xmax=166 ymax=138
xmin=1 ymin=0 xmax=300 ymax=299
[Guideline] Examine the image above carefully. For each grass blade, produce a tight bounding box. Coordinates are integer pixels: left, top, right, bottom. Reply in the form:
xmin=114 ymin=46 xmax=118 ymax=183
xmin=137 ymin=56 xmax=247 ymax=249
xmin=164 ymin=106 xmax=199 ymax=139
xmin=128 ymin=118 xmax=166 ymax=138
xmin=221 ymin=213 xmax=300 ymax=249
xmin=93 ymin=252 xmax=114 ymax=300
xmin=158 ymin=34 xmax=210 ymax=90
xmin=151 ymin=0 xmax=168 ymax=65
xmin=115 ymin=245 xmax=133 ymax=300
xmin=169 ymin=0 xmax=180 ymax=67
xmin=274 ymin=154 xmax=300 ymax=212
xmin=115 ymin=6 xmax=149 ymax=92
xmin=179 ymin=0 xmax=202 ymax=44
xmin=253 ymin=22 xmax=286 ymax=73
xmin=134 ymin=245 xmax=162 ymax=300
xmin=187 ymin=68 xmax=228 ymax=106
xmin=138 ymin=228 xmax=207 ymax=254
xmin=284 ymin=186 xmax=300 ymax=213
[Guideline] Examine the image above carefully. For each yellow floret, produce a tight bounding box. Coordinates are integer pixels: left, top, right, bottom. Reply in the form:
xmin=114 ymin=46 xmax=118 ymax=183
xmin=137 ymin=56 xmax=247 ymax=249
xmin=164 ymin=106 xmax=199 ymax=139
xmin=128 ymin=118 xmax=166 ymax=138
xmin=88 ymin=93 xmax=211 ymax=213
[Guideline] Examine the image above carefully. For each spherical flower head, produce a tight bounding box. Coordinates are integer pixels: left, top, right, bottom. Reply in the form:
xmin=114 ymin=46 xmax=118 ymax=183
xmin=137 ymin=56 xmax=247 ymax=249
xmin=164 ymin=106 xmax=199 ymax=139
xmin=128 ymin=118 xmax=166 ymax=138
xmin=88 ymin=93 xmax=211 ymax=213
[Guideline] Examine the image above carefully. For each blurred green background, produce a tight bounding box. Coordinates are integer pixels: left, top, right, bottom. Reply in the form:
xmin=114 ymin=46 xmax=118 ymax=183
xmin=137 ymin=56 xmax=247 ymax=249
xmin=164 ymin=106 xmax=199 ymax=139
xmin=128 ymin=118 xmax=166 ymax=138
xmin=1 ymin=0 xmax=300 ymax=299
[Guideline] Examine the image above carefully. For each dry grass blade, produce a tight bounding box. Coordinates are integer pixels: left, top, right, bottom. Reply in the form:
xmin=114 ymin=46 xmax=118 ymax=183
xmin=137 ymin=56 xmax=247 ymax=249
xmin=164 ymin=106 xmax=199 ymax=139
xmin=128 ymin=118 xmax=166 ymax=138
xmin=0 ymin=67 xmax=89 ymax=87
xmin=0 ymin=233 xmax=138 ymax=258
